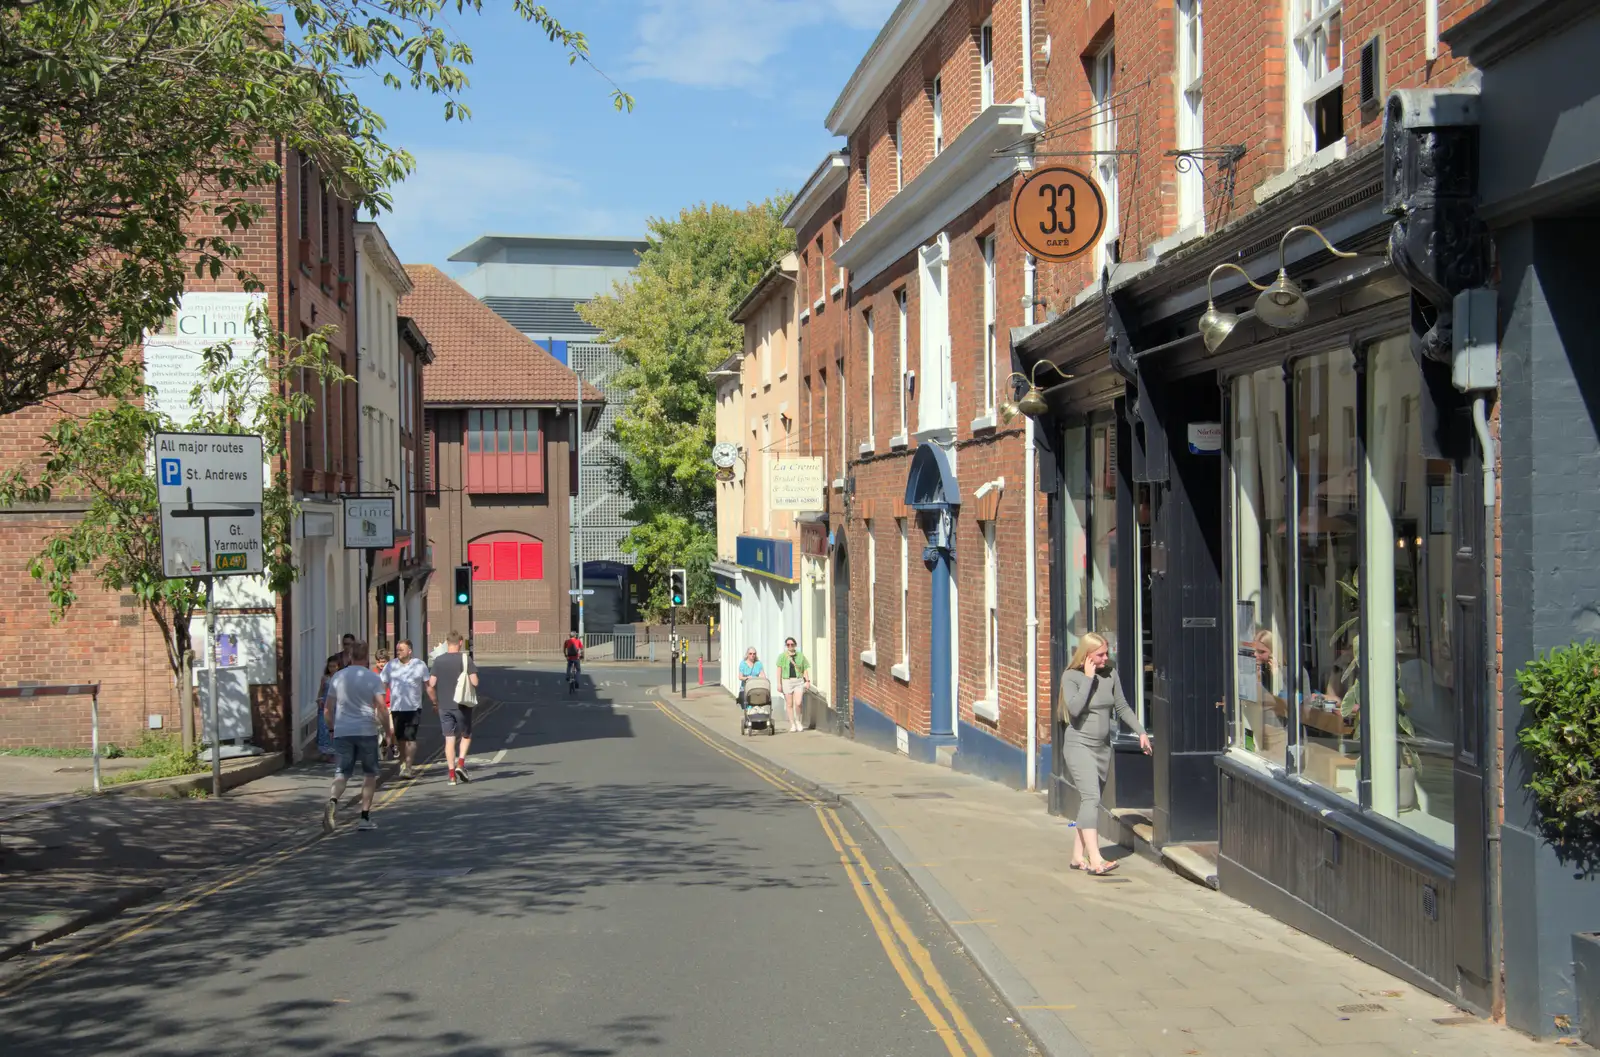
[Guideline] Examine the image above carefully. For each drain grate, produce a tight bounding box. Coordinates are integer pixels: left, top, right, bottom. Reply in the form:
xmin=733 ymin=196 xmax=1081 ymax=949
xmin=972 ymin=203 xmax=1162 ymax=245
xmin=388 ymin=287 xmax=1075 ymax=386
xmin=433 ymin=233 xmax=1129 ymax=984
xmin=893 ymin=791 xmax=953 ymax=799
xmin=1336 ymin=1003 xmax=1387 ymax=1014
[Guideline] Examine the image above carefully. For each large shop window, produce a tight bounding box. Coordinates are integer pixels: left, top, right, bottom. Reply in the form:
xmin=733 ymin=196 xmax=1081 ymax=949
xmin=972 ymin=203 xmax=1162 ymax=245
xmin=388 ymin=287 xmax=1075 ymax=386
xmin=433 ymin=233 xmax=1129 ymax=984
xmin=465 ymin=409 xmax=544 ymax=494
xmin=1061 ymin=419 xmax=1119 ymax=665
xmin=1229 ymin=340 xmax=1456 ymax=850
xmin=467 ymin=532 xmax=545 ymax=582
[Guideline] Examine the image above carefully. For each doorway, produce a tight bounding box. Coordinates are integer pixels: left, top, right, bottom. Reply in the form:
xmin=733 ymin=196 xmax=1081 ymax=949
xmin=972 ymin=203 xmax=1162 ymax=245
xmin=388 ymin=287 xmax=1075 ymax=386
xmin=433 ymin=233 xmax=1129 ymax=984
xmin=834 ymin=544 xmax=850 ymax=734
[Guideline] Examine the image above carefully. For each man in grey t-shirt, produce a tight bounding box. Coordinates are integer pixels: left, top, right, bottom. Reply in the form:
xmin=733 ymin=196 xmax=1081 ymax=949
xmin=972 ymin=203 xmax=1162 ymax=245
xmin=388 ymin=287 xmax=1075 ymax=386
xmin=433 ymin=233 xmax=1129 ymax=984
xmin=323 ymin=641 xmax=391 ymax=833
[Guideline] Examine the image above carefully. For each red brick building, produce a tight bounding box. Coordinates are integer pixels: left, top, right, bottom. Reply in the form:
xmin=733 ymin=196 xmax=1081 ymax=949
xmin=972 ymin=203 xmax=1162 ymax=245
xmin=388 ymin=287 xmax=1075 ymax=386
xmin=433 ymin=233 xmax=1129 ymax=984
xmin=402 ymin=266 xmax=602 ymax=655
xmin=0 ymin=145 xmax=361 ymax=758
xmin=820 ymin=0 xmax=1529 ymax=1025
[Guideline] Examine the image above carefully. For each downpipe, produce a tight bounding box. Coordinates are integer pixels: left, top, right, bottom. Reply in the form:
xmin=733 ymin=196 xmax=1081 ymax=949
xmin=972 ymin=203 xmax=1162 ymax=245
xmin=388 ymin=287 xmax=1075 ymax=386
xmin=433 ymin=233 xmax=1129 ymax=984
xmin=1024 ymin=252 xmax=1040 ymax=793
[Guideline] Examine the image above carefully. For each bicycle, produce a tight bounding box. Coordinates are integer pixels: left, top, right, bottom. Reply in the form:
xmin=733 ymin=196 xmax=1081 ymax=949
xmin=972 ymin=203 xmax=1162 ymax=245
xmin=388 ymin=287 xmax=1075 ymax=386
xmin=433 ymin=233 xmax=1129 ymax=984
xmin=565 ymin=656 xmax=581 ymax=693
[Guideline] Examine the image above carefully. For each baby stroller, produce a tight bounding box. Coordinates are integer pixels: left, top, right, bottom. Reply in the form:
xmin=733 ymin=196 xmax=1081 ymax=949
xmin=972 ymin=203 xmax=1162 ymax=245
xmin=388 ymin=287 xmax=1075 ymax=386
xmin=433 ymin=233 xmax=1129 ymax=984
xmin=740 ymin=675 xmax=775 ymax=736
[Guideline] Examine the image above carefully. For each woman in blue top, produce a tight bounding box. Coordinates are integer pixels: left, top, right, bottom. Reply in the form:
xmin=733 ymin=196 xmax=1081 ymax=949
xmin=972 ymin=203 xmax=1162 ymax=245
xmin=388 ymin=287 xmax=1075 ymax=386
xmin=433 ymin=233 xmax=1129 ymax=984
xmin=738 ymin=648 xmax=763 ymax=705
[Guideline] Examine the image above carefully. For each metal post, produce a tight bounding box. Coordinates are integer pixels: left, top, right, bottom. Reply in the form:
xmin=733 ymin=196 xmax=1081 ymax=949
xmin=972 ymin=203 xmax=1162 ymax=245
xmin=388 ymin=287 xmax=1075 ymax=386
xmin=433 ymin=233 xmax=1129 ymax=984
xmin=575 ymin=353 xmax=586 ymax=641
xmin=90 ymin=687 xmax=102 ymax=794
xmin=681 ymin=643 xmax=687 ymax=700
xmin=206 ymin=576 xmax=222 ymax=798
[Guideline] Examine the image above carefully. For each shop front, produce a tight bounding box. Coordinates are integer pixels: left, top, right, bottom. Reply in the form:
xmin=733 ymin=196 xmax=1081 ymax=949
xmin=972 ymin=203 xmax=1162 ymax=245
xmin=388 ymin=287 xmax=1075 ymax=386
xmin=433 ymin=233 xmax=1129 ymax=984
xmin=735 ymin=535 xmax=801 ymax=687
xmin=1021 ymin=129 xmax=1496 ymax=1010
xmin=712 ymin=562 xmax=744 ymax=696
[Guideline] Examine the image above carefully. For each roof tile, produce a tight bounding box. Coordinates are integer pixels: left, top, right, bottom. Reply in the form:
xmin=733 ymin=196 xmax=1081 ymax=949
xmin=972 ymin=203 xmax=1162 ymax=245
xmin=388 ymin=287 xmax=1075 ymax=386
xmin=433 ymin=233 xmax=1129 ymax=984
xmin=401 ymin=264 xmax=604 ymax=405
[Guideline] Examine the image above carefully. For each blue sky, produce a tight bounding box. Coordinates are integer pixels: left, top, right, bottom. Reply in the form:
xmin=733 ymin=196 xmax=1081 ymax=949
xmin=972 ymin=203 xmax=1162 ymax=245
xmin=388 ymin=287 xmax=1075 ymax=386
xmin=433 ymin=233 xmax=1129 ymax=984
xmin=368 ymin=0 xmax=897 ymax=272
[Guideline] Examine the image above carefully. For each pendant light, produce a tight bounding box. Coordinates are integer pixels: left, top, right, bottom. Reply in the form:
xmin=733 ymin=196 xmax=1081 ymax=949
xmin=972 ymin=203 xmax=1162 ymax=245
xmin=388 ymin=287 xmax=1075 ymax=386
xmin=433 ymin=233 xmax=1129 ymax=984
xmin=1254 ymin=224 xmax=1359 ymax=330
xmin=1198 ymin=262 xmax=1269 ymax=353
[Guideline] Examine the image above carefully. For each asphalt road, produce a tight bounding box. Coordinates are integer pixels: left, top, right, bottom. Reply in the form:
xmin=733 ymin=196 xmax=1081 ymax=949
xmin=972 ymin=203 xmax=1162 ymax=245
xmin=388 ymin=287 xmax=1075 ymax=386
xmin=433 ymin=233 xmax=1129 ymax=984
xmin=0 ymin=661 xmax=1037 ymax=1057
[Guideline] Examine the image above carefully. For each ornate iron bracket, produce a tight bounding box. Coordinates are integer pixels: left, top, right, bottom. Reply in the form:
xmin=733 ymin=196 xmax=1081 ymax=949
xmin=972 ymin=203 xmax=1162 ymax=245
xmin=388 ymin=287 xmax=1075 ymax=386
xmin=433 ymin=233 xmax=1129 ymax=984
xmin=1165 ymin=145 xmax=1247 ymax=222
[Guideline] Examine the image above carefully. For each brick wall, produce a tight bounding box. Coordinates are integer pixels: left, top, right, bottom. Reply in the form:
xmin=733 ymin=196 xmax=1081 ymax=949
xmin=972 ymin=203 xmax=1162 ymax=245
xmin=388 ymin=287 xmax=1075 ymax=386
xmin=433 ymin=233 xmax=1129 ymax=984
xmin=0 ymin=144 xmax=352 ymax=752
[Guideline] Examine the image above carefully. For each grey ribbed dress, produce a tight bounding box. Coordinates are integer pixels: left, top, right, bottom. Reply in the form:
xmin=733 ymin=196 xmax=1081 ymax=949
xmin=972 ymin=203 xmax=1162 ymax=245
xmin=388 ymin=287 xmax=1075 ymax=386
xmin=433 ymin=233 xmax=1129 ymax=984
xmin=1058 ymin=669 xmax=1145 ymax=829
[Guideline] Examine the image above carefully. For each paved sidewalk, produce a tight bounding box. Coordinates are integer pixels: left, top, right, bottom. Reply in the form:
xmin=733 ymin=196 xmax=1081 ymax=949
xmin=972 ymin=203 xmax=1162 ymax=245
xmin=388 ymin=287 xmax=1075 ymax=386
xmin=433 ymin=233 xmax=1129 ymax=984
xmin=669 ymin=685 xmax=1565 ymax=1057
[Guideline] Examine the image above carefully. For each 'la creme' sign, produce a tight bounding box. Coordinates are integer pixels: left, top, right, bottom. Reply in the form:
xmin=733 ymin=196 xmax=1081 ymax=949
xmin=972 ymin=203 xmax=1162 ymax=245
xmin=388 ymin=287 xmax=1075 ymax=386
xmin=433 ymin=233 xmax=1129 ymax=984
xmin=1010 ymin=166 xmax=1107 ymax=263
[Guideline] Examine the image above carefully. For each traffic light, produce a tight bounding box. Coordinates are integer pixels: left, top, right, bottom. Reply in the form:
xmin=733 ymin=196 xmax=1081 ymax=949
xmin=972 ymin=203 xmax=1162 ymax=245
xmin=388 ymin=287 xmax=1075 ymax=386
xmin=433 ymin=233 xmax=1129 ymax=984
xmin=669 ymin=567 xmax=687 ymax=607
xmin=453 ymin=563 xmax=473 ymax=606
xmin=383 ymin=587 xmax=397 ymax=606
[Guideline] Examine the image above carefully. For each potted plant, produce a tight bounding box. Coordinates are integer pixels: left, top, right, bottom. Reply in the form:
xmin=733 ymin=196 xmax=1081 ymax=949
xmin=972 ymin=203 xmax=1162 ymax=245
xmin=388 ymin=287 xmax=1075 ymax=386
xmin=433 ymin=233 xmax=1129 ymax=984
xmin=1514 ymin=642 xmax=1600 ymax=842
xmin=1331 ymin=574 xmax=1420 ymax=807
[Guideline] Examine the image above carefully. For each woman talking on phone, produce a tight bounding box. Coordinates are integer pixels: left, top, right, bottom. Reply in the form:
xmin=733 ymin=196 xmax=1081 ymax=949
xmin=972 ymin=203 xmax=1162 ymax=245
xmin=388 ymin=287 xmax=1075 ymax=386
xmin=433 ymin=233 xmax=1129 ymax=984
xmin=1059 ymin=632 xmax=1150 ymax=875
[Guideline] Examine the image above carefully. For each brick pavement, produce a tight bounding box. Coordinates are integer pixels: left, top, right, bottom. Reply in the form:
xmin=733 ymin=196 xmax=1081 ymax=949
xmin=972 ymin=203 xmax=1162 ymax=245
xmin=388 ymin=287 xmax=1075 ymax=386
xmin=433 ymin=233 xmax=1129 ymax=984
xmin=670 ymin=684 xmax=1567 ymax=1057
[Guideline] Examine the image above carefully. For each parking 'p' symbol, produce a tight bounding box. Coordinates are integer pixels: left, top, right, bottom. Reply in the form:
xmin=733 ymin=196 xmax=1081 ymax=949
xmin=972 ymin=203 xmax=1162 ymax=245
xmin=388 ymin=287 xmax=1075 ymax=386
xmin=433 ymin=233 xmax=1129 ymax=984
xmin=160 ymin=458 xmax=181 ymax=486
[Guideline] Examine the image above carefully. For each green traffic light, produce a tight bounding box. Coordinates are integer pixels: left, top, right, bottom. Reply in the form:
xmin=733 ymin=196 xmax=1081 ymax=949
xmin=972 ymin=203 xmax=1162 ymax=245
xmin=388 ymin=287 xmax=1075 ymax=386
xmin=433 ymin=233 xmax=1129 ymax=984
xmin=456 ymin=592 xmax=469 ymax=604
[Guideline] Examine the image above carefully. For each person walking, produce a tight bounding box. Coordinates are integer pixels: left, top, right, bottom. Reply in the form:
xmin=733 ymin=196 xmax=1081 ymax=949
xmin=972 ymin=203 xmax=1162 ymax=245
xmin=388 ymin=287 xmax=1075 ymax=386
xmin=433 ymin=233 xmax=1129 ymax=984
xmin=775 ymin=638 xmax=809 ymax=733
xmin=428 ymin=631 xmax=480 ymax=785
xmin=737 ymin=648 xmax=763 ymax=706
xmin=314 ymin=656 xmax=341 ymax=762
xmin=1058 ymin=632 xmax=1150 ymax=875
xmin=322 ymin=641 xmax=392 ymax=834
xmin=381 ymin=639 xmax=431 ymax=778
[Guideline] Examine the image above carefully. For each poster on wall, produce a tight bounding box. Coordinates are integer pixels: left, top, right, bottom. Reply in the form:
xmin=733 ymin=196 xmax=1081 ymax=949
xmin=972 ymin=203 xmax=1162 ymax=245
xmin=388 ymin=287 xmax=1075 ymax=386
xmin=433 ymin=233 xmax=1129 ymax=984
xmin=143 ymin=292 xmax=268 ymax=425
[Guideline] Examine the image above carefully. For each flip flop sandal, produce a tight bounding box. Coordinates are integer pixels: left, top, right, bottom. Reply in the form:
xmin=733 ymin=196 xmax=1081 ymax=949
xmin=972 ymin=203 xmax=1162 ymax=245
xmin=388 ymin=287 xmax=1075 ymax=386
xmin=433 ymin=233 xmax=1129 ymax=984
xmin=1088 ymin=861 xmax=1120 ymax=875
xmin=1068 ymin=862 xmax=1086 ymax=871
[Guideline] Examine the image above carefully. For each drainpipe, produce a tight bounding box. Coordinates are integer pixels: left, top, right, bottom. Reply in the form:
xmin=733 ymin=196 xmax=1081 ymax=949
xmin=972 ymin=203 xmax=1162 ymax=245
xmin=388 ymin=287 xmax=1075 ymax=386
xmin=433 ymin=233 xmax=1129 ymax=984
xmin=1020 ymin=0 xmax=1033 ymax=98
xmin=1024 ymin=254 xmax=1040 ymax=792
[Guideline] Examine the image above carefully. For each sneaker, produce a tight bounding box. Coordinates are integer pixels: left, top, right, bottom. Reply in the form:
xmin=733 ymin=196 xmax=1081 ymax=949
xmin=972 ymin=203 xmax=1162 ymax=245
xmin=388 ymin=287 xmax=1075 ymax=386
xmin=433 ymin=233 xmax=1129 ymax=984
xmin=399 ymin=764 xmax=412 ymax=780
xmin=455 ymin=761 xmax=471 ymax=783
xmin=321 ymin=798 xmax=337 ymax=834
xmin=357 ymin=817 xmax=377 ymax=832
xmin=448 ymin=772 xmax=457 ymax=786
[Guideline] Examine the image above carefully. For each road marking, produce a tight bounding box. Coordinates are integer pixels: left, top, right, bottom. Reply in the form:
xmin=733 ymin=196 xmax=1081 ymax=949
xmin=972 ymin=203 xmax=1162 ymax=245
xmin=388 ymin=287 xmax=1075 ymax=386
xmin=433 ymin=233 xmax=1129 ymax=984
xmin=490 ymin=749 xmax=507 ymax=765
xmin=650 ymin=692 xmax=991 ymax=1057
xmin=0 ymin=703 xmax=501 ymax=1000
xmin=505 ymin=732 xmax=518 ymax=743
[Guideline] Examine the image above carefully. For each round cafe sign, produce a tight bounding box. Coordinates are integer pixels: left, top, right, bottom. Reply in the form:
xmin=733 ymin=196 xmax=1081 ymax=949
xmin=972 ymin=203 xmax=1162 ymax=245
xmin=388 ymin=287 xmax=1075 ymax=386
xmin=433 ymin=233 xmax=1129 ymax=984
xmin=1010 ymin=166 xmax=1107 ymax=263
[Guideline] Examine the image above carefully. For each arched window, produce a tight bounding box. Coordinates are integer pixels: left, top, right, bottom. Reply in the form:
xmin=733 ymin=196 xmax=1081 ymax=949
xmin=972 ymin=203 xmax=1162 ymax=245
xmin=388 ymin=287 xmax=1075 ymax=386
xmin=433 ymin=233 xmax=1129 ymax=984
xmin=466 ymin=532 xmax=545 ymax=581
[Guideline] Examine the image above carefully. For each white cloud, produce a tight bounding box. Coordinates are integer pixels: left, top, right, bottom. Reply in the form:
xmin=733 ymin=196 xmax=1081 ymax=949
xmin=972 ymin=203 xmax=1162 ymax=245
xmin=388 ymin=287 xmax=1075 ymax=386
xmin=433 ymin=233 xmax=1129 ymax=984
xmin=626 ymin=0 xmax=898 ymax=90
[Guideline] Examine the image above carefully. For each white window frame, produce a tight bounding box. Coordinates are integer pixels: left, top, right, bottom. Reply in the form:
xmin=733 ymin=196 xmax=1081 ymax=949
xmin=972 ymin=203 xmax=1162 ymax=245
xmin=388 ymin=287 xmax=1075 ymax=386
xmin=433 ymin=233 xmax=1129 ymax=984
xmin=866 ymin=521 xmax=878 ymax=655
xmin=863 ymin=309 xmax=875 ymax=449
xmin=1091 ymin=43 xmax=1119 ymax=274
xmin=1175 ymin=0 xmax=1205 ymax=231
xmin=896 ymin=517 xmax=911 ymax=679
xmin=863 ymin=153 xmax=872 ymax=220
xmin=980 ymin=21 xmax=994 ymax=110
xmin=1288 ymin=0 xmax=1344 ymax=166
xmin=932 ymin=76 xmax=944 ymax=156
xmin=894 ymin=288 xmax=909 ymax=442
xmin=893 ymin=119 xmax=903 ymax=191
xmin=838 ymin=356 xmax=848 ymax=485
xmin=983 ymin=521 xmax=999 ymax=707
xmin=982 ymin=234 xmax=997 ymax=418
xmin=917 ymin=236 xmax=952 ymax=434
xmin=832 ymin=219 xmax=845 ymax=292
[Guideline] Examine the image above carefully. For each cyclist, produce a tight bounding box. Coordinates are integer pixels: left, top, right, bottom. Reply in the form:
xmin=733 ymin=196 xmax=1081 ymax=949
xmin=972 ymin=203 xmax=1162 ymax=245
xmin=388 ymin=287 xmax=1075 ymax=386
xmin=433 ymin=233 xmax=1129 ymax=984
xmin=563 ymin=631 xmax=584 ymax=686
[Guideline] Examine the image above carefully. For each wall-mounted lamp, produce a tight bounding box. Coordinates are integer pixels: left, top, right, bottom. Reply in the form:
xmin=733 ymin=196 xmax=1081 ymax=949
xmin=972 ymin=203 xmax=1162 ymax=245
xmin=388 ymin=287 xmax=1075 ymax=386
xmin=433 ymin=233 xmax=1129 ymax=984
xmin=1199 ymin=263 xmax=1269 ymax=353
xmin=1254 ymin=224 xmax=1358 ymax=330
xmin=1000 ymin=360 xmax=1074 ymax=422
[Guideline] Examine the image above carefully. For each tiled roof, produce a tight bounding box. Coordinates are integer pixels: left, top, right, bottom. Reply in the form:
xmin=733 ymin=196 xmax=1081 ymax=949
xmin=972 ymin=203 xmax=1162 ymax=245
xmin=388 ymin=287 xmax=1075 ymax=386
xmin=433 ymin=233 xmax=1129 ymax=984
xmin=401 ymin=265 xmax=604 ymax=405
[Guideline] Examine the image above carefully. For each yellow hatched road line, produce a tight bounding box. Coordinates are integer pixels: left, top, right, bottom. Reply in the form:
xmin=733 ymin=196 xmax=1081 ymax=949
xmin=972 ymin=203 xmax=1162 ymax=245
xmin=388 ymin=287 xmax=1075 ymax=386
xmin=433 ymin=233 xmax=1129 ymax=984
xmin=651 ymin=694 xmax=993 ymax=1057
xmin=0 ymin=703 xmax=500 ymax=1000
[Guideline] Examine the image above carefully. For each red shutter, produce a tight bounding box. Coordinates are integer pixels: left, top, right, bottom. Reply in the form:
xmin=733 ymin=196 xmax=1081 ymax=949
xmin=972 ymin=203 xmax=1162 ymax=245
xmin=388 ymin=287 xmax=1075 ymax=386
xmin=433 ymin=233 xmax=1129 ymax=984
xmin=467 ymin=542 xmax=491 ymax=581
xmin=519 ymin=541 xmax=544 ymax=580
xmin=492 ymin=541 xmax=519 ymax=581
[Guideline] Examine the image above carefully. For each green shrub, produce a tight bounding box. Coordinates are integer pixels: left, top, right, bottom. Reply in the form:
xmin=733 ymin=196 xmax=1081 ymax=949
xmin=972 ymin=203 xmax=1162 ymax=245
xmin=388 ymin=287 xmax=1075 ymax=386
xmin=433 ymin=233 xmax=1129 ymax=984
xmin=1515 ymin=641 xmax=1600 ymax=840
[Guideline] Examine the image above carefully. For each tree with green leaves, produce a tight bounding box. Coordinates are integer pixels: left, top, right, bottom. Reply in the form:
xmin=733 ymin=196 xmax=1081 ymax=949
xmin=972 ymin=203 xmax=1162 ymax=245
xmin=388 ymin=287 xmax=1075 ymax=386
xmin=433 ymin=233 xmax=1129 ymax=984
xmin=0 ymin=0 xmax=629 ymax=415
xmin=579 ymin=199 xmax=793 ymax=620
xmin=0 ymin=313 xmax=347 ymax=746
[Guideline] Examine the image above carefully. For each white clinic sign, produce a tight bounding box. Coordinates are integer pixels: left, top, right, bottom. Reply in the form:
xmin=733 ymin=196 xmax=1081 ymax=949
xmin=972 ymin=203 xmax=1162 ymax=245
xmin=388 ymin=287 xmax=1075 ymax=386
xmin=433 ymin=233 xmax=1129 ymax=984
xmin=343 ymin=496 xmax=396 ymax=549
xmin=155 ymin=432 xmax=265 ymax=578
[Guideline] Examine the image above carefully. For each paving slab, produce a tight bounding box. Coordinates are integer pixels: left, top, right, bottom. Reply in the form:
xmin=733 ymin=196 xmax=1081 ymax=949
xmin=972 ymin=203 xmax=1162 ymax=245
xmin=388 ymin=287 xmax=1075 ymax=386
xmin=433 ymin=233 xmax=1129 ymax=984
xmin=667 ymin=684 xmax=1572 ymax=1057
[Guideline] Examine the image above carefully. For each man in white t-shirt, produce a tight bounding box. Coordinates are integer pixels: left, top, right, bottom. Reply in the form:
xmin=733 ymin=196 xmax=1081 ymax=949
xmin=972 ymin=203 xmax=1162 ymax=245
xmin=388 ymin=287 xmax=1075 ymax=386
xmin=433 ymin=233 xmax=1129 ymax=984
xmin=323 ymin=641 xmax=391 ymax=833
xmin=380 ymin=639 xmax=432 ymax=779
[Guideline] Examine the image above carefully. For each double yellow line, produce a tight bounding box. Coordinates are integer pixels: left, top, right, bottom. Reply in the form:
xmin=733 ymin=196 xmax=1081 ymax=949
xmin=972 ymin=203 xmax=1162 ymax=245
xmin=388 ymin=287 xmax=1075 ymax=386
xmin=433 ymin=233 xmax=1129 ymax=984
xmin=652 ymin=695 xmax=993 ymax=1057
xmin=0 ymin=702 xmax=499 ymax=1000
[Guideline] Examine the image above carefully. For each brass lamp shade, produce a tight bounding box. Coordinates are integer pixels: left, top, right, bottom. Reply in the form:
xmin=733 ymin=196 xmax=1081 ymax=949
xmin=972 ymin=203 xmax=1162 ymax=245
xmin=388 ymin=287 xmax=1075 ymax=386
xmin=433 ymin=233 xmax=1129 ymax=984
xmin=1254 ymin=271 xmax=1310 ymax=329
xmin=1198 ymin=302 xmax=1241 ymax=352
xmin=1017 ymin=386 xmax=1050 ymax=417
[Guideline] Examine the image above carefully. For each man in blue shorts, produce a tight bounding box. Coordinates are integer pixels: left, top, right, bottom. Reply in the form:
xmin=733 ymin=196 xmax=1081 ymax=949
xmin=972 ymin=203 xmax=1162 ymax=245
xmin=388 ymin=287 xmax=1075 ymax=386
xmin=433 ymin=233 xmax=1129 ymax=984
xmin=428 ymin=631 xmax=480 ymax=786
xmin=322 ymin=641 xmax=391 ymax=833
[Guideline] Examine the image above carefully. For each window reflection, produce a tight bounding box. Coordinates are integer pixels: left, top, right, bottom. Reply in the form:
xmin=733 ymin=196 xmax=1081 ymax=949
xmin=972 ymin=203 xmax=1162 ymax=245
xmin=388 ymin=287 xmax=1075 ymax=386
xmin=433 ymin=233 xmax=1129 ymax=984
xmin=1063 ymin=426 xmax=1089 ymax=657
xmin=1232 ymin=365 xmax=1292 ymax=766
xmin=1295 ymin=350 xmax=1361 ymax=802
xmin=1367 ymin=337 xmax=1456 ymax=847
xmin=1091 ymin=422 xmax=1117 ymax=653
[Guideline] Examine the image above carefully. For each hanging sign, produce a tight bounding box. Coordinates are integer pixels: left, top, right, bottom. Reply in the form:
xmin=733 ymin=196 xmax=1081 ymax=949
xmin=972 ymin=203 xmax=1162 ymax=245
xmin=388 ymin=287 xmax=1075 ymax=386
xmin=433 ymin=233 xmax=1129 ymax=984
xmin=1187 ymin=422 xmax=1223 ymax=454
xmin=1010 ymin=166 xmax=1107 ymax=263
xmin=342 ymin=495 xmax=396 ymax=549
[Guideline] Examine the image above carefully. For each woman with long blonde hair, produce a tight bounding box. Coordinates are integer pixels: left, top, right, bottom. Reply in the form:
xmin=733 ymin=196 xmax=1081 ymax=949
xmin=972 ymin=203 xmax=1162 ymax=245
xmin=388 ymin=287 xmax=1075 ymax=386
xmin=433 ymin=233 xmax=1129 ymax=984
xmin=1059 ymin=632 xmax=1150 ymax=874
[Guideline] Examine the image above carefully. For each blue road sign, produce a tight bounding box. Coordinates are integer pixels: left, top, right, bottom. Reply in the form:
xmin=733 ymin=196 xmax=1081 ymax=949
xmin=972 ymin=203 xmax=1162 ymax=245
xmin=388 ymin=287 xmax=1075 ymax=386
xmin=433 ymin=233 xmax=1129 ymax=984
xmin=160 ymin=458 xmax=182 ymax=486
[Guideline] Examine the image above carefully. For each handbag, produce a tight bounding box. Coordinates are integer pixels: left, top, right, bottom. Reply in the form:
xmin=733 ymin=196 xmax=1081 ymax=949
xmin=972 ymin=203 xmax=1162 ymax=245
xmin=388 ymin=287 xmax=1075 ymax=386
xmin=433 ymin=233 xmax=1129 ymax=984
xmin=453 ymin=662 xmax=478 ymax=706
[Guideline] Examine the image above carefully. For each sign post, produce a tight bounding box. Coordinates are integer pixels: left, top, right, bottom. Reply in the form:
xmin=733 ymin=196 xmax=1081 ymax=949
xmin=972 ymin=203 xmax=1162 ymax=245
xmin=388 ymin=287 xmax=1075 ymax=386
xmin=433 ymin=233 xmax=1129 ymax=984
xmin=156 ymin=432 xmax=265 ymax=798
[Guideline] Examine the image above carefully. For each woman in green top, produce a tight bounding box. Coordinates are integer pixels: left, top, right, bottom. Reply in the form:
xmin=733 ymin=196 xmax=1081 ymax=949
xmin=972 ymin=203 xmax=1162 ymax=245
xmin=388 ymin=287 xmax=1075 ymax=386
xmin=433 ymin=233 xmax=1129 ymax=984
xmin=776 ymin=637 xmax=810 ymax=732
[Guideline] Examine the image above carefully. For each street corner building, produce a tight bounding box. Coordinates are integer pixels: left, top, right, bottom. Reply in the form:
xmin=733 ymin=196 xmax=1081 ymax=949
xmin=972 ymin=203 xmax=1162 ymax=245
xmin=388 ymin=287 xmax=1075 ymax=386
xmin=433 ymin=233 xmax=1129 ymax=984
xmin=0 ymin=146 xmax=368 ymax=761
xmin=400 ymin=264 xmax=604 ymax=658
xmin=769 ymin=0 xmax=1600 ymax=1041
